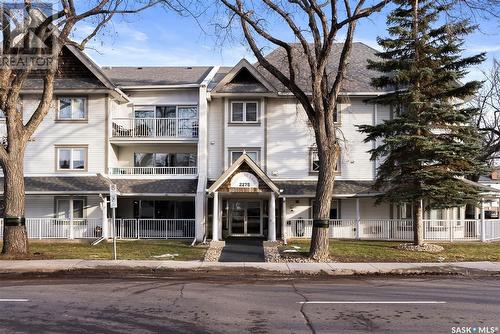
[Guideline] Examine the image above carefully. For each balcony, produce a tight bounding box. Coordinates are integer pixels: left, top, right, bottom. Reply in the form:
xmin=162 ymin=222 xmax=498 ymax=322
xmin=108 ymin=166 xmax=198 ymax=176
xmin=112 ymin=118 xmax=198 ymax=139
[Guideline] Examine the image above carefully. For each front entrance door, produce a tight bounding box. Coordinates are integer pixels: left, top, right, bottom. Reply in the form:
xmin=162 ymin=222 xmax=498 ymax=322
xmin=228 ymin=200 xmax=263 ymax=236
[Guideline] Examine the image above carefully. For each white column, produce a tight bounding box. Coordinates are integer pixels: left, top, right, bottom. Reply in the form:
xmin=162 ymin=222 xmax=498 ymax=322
xmin=69 ymin=196 xmax=74 ymax=240
xmin=218 ymin=195 xmax=223 ymax=239
xmin=268 ymin=192 xmax=276 ymax=241
xmin=195 ymin=83 xmax=209 ymax=242
xmin=281 ymin=197 xmax=287 ymax=243
xmin=212 ymin=192 xmax=219 ymax=241
xmin=481 ymin=198 xmax=486 ymax=242
xmin=101 ymin=196 xmax=109 ymax=239
xmin=355 ymin=198 xmax=361 ymax=239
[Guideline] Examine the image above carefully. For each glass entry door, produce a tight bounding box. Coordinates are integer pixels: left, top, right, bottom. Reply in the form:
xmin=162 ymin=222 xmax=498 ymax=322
xmin=228 ymin=200 xmax=262 ymax=236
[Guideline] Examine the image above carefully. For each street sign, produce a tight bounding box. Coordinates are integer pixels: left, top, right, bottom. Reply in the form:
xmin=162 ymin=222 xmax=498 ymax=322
xmin=110 ymin=184 xmax=118 ymax=209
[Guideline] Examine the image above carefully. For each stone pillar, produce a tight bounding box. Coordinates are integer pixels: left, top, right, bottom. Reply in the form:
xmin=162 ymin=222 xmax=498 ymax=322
xmin=268 ymin=192 xmax=276 ymax=241
xmin=212 ymin=192 xmax=219 ymax=241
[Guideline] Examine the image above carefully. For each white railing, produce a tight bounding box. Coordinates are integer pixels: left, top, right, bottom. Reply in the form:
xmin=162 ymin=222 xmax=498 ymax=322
xmin=285 ymin=219 xmax=500 ymax=242
xmin=108 ymin=166 xmax=198 ymax=176
xmin=0 ymin=218 xmax=103 ymax=239
xmin=423 ymin=220 xmax=480 ymax=241
xmin=484 ymin=219 xmax=500 ymax=241
xmin=111 ymin=219 xmax=195 ymax=239
xmin=112 ymin=118 xmax=199 ymax=138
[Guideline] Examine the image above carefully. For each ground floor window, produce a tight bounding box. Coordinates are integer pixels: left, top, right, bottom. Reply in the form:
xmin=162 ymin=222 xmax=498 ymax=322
xmin=311 ymin=199 xmax=340 ymax=219
xmin=55 ymin=197 xmax=85 ymax=219
xmin=132 ymin=200 xmax=195 ymax=219
xmin=396 ymin=203 xmax=413 ymax=219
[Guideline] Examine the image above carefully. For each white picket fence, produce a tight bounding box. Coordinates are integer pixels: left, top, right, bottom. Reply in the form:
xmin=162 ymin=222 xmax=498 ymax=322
xmin=0 ymin=218 xmax=103 ymax=239
xmin=285 ymin=219 xmax=500 ymax=242
xmin=112 ymin=219 xmax=195 ymax=239
xmin=0 ymin=218 xmax=196 ymax=240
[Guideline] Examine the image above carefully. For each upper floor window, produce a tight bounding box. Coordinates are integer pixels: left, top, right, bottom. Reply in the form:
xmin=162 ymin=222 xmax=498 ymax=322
xmin=310 ymin=149 xmax=340 ymax=174
xmin=230 ymin=101 xmax=258 ymax=123
xmin=134 ymin=152 xmax=197 ymax=168
xmin=230 ymin=149 xmax=260 ymax=164
xmin=57 ymin=97 xmax=87 ymax=121
xmin=57 ymin=146 xmax=87 ymax=171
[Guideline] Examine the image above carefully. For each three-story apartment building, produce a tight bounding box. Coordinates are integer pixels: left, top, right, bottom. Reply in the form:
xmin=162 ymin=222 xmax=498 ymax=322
xmin=2 ymin=42 xmax=499 ymax=243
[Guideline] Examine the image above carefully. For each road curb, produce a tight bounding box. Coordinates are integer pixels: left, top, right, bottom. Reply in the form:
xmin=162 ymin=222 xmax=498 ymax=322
xmin=1 ymin=260 xmax=500 ymax=278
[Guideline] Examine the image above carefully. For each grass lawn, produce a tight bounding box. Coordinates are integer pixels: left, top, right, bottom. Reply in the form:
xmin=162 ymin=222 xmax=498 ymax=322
xmin=0 ymin=240 xmax=207 ymax=261
xmin=282 ymin=239 xmax=500 ymax=262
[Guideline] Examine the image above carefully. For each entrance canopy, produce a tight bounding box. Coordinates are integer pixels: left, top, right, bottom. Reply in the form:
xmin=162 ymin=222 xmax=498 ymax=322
xmin=207 ymin=153 xmax=280 ymax=195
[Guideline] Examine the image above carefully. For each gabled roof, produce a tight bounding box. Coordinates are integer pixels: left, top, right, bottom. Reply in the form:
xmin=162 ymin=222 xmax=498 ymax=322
xmin=256 ymin=42 xmax=390 ymax=94
xmin=102 ymin=66 xmax=214 ymax=87
xmin=207 ymin=153 xmax=280 ymax=194
xmin=210 ymin=59 xmax=276 ymax=94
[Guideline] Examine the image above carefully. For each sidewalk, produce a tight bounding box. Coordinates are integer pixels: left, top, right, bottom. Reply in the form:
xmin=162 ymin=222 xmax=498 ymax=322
xmin=1 ymin=260 xmax=500 ymax=276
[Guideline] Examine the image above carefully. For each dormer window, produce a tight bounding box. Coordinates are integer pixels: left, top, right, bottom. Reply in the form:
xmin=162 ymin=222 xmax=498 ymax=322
xmin=230 ymin=101 xmax=258 ymax=123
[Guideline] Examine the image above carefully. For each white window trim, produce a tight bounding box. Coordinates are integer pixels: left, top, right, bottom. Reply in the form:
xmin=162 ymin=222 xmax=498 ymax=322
xmin=133 ymin=105 xmax=198 ymax=119
xmin=57 ymin=97 xmax=88 ymax=121
xmin=56 ymin=146 xmax=88 ymax=171
xmin=229 ymin=149 xmax=260 ymax=165
xmin=230 ymin=101 xmax=259 ymax=123
xmin=55 ymin=197 xmax=86 ymax=220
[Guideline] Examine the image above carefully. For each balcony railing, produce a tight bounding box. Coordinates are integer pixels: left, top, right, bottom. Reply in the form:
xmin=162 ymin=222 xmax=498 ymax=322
xmin=112 ymin=118 xmax=198 ymax=138
xmin=108 ymin=166 xmax=197 ymax=176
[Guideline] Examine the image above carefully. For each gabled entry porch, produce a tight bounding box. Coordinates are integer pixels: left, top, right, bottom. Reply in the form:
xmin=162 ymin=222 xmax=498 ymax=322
xmin=207 ymin=154 xmax=281 ymax=241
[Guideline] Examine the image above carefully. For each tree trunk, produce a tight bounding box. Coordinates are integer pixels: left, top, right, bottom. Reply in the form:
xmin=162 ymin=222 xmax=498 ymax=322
xmin=309 ymin=144 xmax=337 ymax=261
xmin=413 ymin=200 xmax=424 ymax=246
xmin=1 ymin=151 xmax=28 ymax=255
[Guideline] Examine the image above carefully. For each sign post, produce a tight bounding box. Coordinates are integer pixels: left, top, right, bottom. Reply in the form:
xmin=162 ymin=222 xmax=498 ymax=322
xmin=110 ymin=184 xmax=118 ymax=260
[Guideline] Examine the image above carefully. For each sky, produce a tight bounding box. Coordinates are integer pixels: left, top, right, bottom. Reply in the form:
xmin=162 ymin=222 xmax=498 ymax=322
xmin=76 ymin=2 xmax=500 ymax=82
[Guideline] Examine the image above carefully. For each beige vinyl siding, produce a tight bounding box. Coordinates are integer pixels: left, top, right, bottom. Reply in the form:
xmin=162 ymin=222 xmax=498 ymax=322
xmin=224 ymin=98 xmax=265 ymax=170
xmin=125 ymin=90 xmax=199 ymax=106
xmin=339 ymin=98 xmax=377 ymax=180
xmin=207 ymin=98 xmax=224 ymax=179
xmin=284 ymin=197 xmax=391 ymax=221
xmin=266 ymin=98 xmax=316 ymax=180
xmin=25 ymin=195 xmax=102 ymax=219
xmin=23 ymin=94 xmax=107 ymax=174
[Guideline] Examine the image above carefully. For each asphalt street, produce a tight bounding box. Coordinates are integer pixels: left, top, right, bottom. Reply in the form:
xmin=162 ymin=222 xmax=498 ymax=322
xmin=0 ymin=275 xmax=498 ymax=333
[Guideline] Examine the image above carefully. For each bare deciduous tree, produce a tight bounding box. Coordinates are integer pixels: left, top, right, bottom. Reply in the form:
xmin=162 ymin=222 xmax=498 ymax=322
xmin=472 ymin=59 xmax=500 ymax=167
xmin=0 ymin=0 xmax=185 ymax=255
xmin=218 ymin=0 xmax=390 ymax=260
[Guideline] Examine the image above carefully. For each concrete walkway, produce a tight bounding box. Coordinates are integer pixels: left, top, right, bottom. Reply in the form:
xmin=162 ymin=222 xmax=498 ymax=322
xmin=1 ymin=260 xmax=500 ymax=276
xmin=219 ymin=238 xmax=265 ymax=262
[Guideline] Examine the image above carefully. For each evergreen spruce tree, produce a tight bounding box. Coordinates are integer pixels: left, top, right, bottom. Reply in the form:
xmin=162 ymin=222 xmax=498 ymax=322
xmin=358 ymin=0 xmax=487 ymax=246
